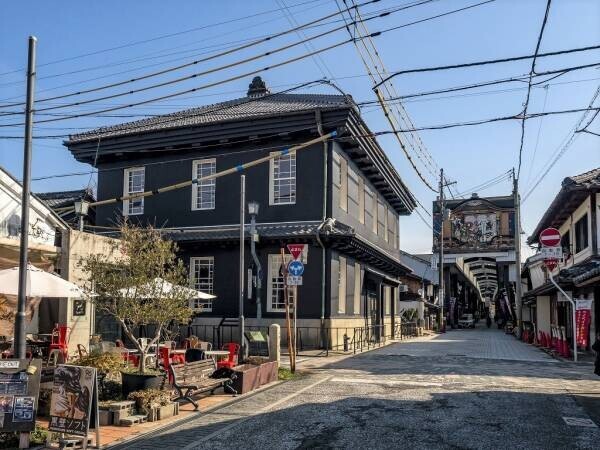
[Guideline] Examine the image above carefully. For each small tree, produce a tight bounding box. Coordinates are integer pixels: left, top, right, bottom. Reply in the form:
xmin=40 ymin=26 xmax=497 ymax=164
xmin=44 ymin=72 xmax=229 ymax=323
xmin=80 ymin=224 xmax=192 ymax=374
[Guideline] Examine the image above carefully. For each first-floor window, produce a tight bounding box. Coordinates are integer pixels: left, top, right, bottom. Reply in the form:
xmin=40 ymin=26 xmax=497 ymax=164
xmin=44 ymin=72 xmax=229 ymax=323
xmin=267 ymin=254 xmax=296 ymax=312
xmin=338 ymin=256 xmax=347 ymax=314
xmin=123 ymin=167 xmax=145 ymax=215
xmin=189 ymin=257 xmax=214 ymax=311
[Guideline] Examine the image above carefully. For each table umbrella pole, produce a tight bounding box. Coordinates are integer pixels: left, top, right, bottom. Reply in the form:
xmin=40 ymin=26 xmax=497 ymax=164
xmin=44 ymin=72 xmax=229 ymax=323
xmin=14 ymin=36 xmax=37 ymax=359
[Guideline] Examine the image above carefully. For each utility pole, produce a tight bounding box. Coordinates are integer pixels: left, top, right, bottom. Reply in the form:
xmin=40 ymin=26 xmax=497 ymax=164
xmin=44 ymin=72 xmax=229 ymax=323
xmin=437 ymin=169 xmax=445 ymax=332
xmin=513 ymin=168 xmax=523 ymax=335
xmin=239 ymin=175 xmax=246 ymax=359
xmin=14 ymin=36 xmax=37 ymax=359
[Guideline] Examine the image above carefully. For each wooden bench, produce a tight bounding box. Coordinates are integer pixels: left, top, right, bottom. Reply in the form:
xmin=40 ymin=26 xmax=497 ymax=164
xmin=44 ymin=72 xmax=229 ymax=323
xmin=168 ymin=359 xmax=237 ymax=410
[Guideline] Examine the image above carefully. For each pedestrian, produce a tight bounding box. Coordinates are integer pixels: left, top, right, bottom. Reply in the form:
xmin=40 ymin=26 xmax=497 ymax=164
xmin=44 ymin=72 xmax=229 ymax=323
xmin=593 ymin=333 xmax=600 ymax=377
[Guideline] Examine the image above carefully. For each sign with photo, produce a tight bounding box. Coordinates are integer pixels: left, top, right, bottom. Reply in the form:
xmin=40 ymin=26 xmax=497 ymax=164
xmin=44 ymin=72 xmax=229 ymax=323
xmin=0 ymin=359 xmax=42 ymax=433
xmin=49 ymin=365 xmax=98 ymax=437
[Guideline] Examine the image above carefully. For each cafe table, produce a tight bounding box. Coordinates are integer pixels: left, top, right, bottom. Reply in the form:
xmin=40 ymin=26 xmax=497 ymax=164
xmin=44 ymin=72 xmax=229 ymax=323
xmin=204 ymin=349 xmax=230 ymax=364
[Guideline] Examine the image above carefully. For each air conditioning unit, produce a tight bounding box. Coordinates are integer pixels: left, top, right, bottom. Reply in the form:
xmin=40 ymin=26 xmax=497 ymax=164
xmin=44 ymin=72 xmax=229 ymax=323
xmin=398 ymin=285 xmax=409 ymax=293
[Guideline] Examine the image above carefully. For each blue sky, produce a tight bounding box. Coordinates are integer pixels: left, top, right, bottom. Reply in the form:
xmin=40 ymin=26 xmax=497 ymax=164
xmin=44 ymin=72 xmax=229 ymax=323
xmin=0 ymin=0 xmax=599 ymax=254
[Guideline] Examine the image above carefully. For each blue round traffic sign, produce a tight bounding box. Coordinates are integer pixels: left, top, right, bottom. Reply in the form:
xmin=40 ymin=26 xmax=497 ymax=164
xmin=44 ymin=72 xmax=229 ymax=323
xmin=287 ymin=260 xmax=304 ymax=277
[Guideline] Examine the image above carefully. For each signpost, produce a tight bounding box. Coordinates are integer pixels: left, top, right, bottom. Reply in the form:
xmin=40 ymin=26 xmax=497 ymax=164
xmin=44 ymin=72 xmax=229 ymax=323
xmin=539 ymin=227 xmax=577 ymax=362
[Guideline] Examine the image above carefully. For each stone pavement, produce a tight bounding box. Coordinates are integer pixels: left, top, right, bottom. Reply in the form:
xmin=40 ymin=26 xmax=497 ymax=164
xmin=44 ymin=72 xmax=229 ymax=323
xmin=108 ymin=326 xmax=600 ymax=449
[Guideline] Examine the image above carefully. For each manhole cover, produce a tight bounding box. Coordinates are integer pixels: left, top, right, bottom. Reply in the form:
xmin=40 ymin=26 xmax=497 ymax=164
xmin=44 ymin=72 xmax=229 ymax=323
xmin=562 ymin=417 xmax=598 ymax=428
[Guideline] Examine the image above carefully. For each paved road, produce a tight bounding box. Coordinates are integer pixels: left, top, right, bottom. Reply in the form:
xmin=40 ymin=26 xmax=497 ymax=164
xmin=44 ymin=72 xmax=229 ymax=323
xmin=112 ymin=326 xmax=600 ymax=450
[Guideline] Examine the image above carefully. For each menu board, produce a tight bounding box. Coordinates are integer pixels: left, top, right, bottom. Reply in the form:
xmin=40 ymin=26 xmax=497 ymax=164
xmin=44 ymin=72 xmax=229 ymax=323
xmin=48 ymin=365 xmax=98 ymax=437
xmin=0 ymin=359 xmax=42 ymax=433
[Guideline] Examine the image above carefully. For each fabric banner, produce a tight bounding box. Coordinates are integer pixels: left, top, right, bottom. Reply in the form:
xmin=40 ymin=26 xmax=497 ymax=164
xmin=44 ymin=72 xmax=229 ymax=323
xmin=575 ymin=299 xmax=592 ymax=348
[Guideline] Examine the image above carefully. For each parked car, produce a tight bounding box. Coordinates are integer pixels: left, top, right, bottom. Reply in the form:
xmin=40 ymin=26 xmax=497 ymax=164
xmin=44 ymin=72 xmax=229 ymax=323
xmin=458 ymin=314 xmax=475 ymax=328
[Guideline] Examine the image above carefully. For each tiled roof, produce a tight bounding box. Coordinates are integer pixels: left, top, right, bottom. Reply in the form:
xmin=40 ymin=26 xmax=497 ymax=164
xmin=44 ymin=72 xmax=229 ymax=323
xmin=528 ymin=167 xmax=600 ymax=244
xmin=162 ymin=220 xmax=353 ymax=243
xmin=523 ymin=257 xmax=600 ymax=297
xmin=67 ymin=92 xmax=354 ymax=144
xmin=36 ymin=189 xmax=94 ymax=209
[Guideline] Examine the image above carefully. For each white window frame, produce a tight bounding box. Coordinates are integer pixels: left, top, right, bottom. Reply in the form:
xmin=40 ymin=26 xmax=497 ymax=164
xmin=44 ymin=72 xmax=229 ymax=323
xmin=123 ymin=167 xmax=145 ymax=216
xmin=192 ymin=158 xmax=216 ymax=211
xmin=189 ymin=256 xmax=214 ymax=312
xmin=338 ymin=256 xmax=347 ymax=314
xmin=269 ymin=152 xmax=296 ymax=205
xmin=267 ymin=254 xmax=296 ymax=312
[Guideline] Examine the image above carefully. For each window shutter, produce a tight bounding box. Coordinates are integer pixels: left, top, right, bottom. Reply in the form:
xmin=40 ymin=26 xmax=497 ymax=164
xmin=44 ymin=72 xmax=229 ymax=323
xmin=358 ymin=177 xmax=365 ymax=224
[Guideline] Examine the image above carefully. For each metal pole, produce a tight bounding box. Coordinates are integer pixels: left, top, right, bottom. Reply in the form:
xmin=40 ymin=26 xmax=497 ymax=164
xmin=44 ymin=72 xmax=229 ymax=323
xmin=513 ymin=169 xmax=523 ymax=335
xmin=239 ymin=175 xmax=246 ymax=358
xmin=549 ymin=272 xmax=577 ymax=362
xmin=249 ymin=213 xmax=262 ymax=319
xmin=438 ymin=169 xmax=445 ymax=332
xmin=14 ymin=36 xmax=37 ymax=359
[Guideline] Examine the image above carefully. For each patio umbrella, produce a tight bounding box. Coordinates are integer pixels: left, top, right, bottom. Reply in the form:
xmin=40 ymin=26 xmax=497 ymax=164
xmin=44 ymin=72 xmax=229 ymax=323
xmin=0 ymin=264 xmax=86 ymax=298
xmin=119 ymin=277 xmax=215 ymax=300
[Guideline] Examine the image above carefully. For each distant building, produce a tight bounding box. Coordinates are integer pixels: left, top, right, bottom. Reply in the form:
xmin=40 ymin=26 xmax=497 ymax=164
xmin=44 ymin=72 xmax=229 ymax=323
xmin=64 ymin=77 xmax=417 ymax=347
xmin=36 ymin=188 xmax=96 ymax=228
xmin=523 ymin=168 xmax=599 ymax=351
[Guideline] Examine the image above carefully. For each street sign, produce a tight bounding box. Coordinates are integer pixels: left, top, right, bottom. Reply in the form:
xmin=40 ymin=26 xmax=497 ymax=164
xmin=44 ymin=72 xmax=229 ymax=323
xmin=544 ymin=258 xmax=558 ymax=271
xmin=287 ymin=275 xmax=303 ymax=286
xmin=540 ymin=227 xmax=561 ymax=247
xmin=541 ymin=246 xmax=563 ymax=259
xmin=287 ymin=260 xmax=304 ymax=277
xmin=286 ymin=244 xmax=305 ymax=260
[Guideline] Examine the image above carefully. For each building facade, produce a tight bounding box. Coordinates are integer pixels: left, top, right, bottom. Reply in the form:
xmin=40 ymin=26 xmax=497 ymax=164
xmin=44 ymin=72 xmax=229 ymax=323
xmin=64 ymin=77 xmax=417 ymax=347
xmin=523 ymin=168 xmax=599 ymax=352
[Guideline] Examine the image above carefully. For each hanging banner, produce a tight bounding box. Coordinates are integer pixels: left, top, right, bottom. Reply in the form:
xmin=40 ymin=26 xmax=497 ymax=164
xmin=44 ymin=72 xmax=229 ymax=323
xmin=575 ymin=299 xmax=593 ymax=348
xmin=49 ymin=365 xmax=98 ymax=437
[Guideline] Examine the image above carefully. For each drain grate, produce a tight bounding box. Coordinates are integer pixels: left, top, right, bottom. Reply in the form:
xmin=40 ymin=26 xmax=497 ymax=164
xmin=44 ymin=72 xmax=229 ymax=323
xmin=562 ymin=417 xmax=598 ymax=428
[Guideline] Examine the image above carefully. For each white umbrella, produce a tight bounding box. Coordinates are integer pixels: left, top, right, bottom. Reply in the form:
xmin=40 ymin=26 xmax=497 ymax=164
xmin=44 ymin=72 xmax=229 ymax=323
xmin=0 ymin=264 xmax=87 ymax=298
xmin=119 ymin=277 xmax=215 ymax=299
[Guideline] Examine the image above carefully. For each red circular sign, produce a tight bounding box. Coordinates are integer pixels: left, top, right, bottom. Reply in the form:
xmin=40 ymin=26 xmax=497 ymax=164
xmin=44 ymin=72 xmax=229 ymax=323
xmin=540 ymin=227 xmax=561 ymax=247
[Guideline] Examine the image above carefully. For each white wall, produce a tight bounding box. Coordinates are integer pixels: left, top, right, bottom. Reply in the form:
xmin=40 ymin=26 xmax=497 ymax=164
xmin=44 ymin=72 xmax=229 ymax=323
xmin=536 ymin=296 xmax=551 ymax=334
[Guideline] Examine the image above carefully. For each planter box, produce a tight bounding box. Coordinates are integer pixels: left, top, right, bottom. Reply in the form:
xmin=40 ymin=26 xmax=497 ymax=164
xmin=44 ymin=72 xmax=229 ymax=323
xmin=158 ymin=403 xmax=179 ymax=421
xmin=257 ymin=360 xmax=278 ymax=386
xmin=232 ymin=361 xmax=278 ymax=394
xmin=98 ymin=409 xmax=113 ymax=426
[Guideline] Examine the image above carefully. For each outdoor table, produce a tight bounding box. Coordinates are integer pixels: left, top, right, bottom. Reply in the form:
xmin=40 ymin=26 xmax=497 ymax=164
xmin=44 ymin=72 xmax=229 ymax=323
xmin=204 ymin=350 xmax=230 ymax=363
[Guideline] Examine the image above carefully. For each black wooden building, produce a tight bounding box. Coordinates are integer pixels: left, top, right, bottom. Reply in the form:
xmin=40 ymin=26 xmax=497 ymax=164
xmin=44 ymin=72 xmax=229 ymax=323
xmin=65 ymin=77 xmax=417 ymax=346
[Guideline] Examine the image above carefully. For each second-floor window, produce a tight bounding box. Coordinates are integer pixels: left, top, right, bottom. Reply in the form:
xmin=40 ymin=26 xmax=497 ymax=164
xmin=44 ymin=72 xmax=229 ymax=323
xmin=387 ymin=209 xmax=397 ymax=248
xmin=365 ymin=187 xmax=375 ymax=233
xmin=123 ymin=167 xmax=145 ymax=216
xmin=189 ymin=256 xmax=214 ymax=311
xmin=270 ymin=152 xmax=296 ymax=205
xmin=192 ymin=159 xmax=216 ymax=210
xmin=347 ymin=167 xmax=360 ymax=219
xmin=561 ymin=230 xmax=571 ymax=257
xmin=377 ymin=200 xmax=387 ymax=239
xmin=574 ymin=213 xmax=588 ymax=253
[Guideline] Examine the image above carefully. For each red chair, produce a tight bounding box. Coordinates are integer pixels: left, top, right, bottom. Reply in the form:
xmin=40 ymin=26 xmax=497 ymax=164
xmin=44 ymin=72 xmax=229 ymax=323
xmin=217 ymin=343 xmax=240 ymax=369
xmin=49 ymin=325 xmax=70 ymax=362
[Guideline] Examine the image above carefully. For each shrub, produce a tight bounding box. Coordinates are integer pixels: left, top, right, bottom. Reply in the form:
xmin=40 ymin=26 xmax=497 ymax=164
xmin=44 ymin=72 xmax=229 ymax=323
xmin=127 ymin=389 xmax=171 ymax=413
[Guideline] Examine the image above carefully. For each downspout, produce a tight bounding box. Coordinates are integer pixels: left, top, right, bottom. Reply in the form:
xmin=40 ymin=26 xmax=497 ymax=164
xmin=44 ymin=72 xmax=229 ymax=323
xmin=315 ymin=110 xmax=328 ymax=346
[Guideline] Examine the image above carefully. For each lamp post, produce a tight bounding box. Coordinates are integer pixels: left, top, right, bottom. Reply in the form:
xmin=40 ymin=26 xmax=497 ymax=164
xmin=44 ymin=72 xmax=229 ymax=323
xmin=74 ymin=199 xmax=90 ymax=232
xmin=248 ymin=201 xmax=263 ymax=319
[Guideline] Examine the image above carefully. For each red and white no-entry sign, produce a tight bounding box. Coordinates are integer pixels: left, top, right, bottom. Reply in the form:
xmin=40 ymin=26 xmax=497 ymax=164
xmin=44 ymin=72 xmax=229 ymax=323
xmin=540 ymin=227 xmax=561 ymax=247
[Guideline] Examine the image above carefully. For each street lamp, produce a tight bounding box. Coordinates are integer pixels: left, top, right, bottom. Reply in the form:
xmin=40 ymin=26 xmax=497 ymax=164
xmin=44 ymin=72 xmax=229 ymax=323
xmin=247 ymin=201 xmax=263 ymax=319
xmin=74 ymin=199 xmax=90 ymax=232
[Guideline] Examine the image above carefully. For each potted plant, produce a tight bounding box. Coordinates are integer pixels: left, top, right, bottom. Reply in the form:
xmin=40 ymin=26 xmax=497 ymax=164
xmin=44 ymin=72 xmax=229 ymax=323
xmin=80 ymin=224 xmax=193 ymax=397
xmin=127 ymin=389 xmax=175 ymax=422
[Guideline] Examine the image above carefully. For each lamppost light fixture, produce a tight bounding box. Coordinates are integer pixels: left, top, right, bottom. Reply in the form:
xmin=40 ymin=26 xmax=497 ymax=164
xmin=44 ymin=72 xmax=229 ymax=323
xmin=74 ymin=199 xmax=90 ymax=217
xmin=248 ymin=201 xmax=260 ymax=216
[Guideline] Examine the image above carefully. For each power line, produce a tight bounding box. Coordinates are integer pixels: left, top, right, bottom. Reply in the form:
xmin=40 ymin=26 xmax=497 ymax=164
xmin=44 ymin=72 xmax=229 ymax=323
xmin=373 ymin=44 xmax=600 ymax=87
xmin=0 ymin=0 xmax=330 ymax=78
xmin=0 ymin=1 xmax=498 ymax=128
xmin=516 ymin=0 xmax=552 ymax=181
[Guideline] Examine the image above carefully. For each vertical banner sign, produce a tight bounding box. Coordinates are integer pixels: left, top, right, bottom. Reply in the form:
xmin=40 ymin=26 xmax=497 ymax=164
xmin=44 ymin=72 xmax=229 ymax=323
xmin=49 ymin=365 xmax=98 ymax=437
xmin=575 ymin=299 xmax=593 ymax=348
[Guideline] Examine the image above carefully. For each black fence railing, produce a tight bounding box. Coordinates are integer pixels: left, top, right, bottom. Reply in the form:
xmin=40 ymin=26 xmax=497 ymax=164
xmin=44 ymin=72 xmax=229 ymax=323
xmin=130 ymin=321 xmax=420 ymax=357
